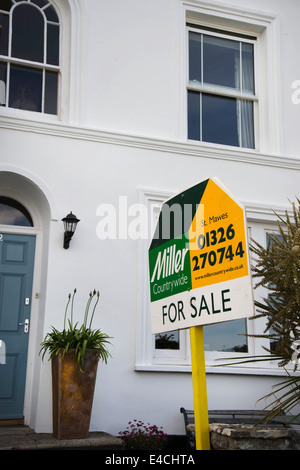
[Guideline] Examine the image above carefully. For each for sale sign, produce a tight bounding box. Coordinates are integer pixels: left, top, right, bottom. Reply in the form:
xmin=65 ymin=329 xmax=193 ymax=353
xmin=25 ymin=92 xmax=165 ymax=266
xmin=149 ymin=177 xmax=254 ymax=334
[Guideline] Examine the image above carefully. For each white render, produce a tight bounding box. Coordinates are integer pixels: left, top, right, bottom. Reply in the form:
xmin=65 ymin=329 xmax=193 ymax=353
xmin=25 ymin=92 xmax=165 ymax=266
xmin=0 ymin=0 xmax=300 ymax=436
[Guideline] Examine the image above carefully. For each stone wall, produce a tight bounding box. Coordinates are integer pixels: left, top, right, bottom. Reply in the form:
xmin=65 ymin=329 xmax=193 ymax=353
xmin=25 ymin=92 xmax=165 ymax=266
xmin=209 ymin=424 xmax=300 ymax=450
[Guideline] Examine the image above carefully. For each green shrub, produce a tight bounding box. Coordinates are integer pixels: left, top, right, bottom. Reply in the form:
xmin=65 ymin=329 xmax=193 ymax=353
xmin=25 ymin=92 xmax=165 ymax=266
xmin=40 ymin=289 xmax=111 ymax=369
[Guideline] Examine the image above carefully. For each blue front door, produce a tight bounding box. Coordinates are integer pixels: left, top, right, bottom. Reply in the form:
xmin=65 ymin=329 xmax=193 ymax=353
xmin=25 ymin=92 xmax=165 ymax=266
xmin=0 ymin=233 xmax=36 ymax=421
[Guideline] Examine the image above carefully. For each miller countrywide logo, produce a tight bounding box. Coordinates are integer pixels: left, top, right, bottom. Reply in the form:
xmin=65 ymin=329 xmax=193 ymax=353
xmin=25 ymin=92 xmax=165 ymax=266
xmin=149 ymin=238 xmax=191 ymax=301
xmin=149 ymin=178 xmax=254 ymax=334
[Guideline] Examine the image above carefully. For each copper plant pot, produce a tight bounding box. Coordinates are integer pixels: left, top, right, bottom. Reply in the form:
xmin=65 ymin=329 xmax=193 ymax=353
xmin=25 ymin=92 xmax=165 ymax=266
xmin=51 ymin=349 xmax=100 ymax=439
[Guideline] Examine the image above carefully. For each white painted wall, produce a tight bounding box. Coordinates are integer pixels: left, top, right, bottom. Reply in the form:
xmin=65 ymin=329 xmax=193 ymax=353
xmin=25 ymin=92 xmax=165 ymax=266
xmin=0 ymin=0 xmax=299 ymax=436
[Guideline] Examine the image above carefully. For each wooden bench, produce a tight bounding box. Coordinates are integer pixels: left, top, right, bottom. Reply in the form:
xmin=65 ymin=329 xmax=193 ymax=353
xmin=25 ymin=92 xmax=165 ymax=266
xmin=180 ymin=407 xmax=290 ymax=450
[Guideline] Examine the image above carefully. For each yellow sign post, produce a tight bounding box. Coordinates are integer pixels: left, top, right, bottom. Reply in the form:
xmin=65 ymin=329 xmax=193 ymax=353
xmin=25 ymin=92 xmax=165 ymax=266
xmin=148 ymin=177 xmax=254 ymax=450
xmin=190 ymin=326 xmax=210 ymax=450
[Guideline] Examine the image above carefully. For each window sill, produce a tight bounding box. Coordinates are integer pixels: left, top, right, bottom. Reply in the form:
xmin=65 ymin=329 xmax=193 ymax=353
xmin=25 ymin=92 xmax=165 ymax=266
xmin=0 ymin=106 xmax=59 ymax=124
xmin=186 ymin=137 xmax=258 ymax=154
xmin=135 ymin=362 xmax=300 ymax=377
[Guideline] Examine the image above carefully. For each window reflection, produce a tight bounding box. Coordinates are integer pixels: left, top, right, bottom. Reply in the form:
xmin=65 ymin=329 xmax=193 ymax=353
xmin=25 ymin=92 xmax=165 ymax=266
xmin=30 ymin=0 xmax=49 ymax=7
xmin=242 ymin=43 xmax=254 ymax=93
xmin=0 ymin=1 xmax=12 ymax=12
xmin=188 ymin=91 xmax=200 ymax=141
xmin=189 ymin=31 xmax=201 ymax=83
xmin=155 ymin=320 xmax=247 ymax=352
xmin=44 ymin=4 xmax=59 ymax=22
xmin=0 ymin=62 xmax=7 ymax=106
xmin=265 ymin=233 xmax=282 ymax=353
xmin=11 ymin=4 xmax=44 ymax=63
xmin=202 ymin=94 xmax=239 ymax=147
xmin=47 ymin=23 xmax=59 ymax=66
xmin=204 ymin=319 xmax=248 ymax=352
xmin=0 ymin=197 xmax=33 ymax=227
xmin=203 ymin=35 xmax=240 ymax=90
xmin=155 ymin=331 xmax=180 ymax=350
xmin=9 ymin=65 xmax=42 ymax=112
xmin=45 ymin=71 xmax=58 ymax=115
xmin=0 ymin=13 xmax=9 ymax=55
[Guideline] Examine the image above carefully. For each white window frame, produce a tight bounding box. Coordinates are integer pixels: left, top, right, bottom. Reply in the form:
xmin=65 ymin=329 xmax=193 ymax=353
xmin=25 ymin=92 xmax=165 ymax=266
xmin=179 ymin=1 xmax=281 ymax=155
xmin=187 ymin=25 xmax=257 ymax=149
xmin=0 ymin=0 xmax=61 ymax=117
xmin=0 ymin=0 xmax=84 ymax=124
xmin=136 ymin=188 xmax=295 ymax=376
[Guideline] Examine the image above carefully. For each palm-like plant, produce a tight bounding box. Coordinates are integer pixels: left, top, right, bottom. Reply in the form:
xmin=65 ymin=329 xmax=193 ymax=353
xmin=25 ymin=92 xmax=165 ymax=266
xmin=40 ymin=289 xmax=111 ymax=369
xmin=247 ymin=199 xmax=300 ymax=424
xmin=250 ymin=200 xmax=300 ymax=366
xmin=218 ymin=200 xmax=300 ymax=425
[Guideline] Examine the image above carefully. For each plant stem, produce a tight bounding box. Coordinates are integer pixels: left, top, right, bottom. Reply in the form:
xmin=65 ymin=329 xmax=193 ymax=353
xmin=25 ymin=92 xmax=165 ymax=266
xmin=70 ymin=288 xmax=76 ymax=329
xmin=84 ymin=291 xmax=93 ymax=327
xmin=89 ymin=291 xmax=100 ymax=329
xmin=64 ymin=293 xmax=71 ymax=330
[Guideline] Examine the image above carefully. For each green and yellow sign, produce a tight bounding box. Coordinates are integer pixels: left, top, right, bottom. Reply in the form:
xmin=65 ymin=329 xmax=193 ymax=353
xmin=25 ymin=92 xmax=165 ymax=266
xmin=149 ymin=177 xmax=254 ymax=334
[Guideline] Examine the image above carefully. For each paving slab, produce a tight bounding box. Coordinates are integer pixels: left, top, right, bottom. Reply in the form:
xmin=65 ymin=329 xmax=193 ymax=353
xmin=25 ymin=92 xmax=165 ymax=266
xmin=0 ymin=426 xmax=124 ymax=450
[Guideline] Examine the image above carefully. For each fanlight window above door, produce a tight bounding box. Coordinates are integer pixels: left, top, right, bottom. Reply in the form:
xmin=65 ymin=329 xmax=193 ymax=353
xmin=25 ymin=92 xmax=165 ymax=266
xmin=0 ymin=197 xmax=33 ymax=226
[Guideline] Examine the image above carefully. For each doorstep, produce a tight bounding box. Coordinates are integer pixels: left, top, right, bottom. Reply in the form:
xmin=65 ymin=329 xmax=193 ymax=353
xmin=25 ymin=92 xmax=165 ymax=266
xmin=0 ymin=425 xmax=124 ymax=450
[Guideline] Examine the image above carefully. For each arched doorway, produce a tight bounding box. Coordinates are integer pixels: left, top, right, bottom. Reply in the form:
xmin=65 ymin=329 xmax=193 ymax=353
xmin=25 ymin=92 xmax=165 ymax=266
xmin=0 ymin=171 xmax=53 ymax=424
xmin=0 ymin=198 xmax=36 ymax=421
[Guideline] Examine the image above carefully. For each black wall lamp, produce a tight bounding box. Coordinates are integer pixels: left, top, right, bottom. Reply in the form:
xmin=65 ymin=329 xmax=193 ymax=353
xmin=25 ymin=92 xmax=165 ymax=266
xmin=62 ymin=212 xmax=80 ymax=249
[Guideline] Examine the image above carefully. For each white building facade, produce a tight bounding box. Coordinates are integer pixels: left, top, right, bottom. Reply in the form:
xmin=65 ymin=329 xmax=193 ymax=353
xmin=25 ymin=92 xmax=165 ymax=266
xmin=0 ymin=0 xmax=299 ymax=436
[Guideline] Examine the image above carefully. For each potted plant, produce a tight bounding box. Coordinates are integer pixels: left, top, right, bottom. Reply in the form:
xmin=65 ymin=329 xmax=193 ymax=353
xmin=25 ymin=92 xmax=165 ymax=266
xmin=40 ymin=289 xmax=111 ymax=439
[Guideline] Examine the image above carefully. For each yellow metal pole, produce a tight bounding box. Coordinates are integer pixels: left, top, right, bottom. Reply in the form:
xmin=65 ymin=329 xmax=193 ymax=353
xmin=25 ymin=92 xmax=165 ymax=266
xmin=190 ymin=325 xmax=210 ymax=450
